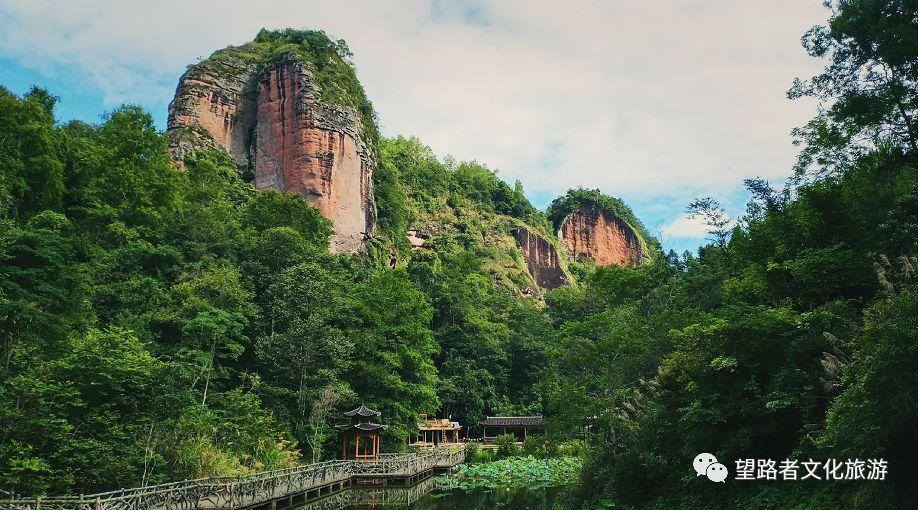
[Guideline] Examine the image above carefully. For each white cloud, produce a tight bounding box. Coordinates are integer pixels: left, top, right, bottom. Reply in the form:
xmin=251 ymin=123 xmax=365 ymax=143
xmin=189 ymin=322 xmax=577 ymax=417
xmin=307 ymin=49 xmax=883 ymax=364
xmin=660 ymin=215 xmax=712 ymax=240
xmin=0 ymin=0 xmax=828 ymax=212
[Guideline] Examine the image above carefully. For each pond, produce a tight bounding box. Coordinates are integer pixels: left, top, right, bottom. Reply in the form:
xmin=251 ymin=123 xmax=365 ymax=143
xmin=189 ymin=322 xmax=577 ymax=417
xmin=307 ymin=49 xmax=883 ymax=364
xmin=294 ymin=480 xmax=566 ymax=509
xmin=376 ymin=486 xmax=564 ymax=509
xmin=330 ymin=486 xmax=564 ymax=509
xmin=296 ymin=457 xmax=578 ymax=509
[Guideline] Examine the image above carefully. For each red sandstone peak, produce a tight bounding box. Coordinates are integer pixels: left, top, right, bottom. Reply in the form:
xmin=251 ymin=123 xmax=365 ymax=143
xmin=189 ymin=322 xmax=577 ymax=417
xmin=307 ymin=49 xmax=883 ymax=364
xmin=559 ymin=208 xmax=647 ymax=267
xmin=167 ymin=49 xmax=376 ymax=254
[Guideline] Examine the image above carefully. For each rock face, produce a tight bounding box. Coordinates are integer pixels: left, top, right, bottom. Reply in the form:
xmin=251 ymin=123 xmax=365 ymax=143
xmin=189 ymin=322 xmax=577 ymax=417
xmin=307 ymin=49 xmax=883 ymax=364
xmin=406 ymin=229 xmax=429 ymax=250
xmin=514 ymin=227 xmax=569 ymax=289
xmin=167 ymin=47 xmax=260 ymax=170
xmin=560 ymin=208 xmax=646 ymax=267
xmin=167 ymin=49 xmax=376 ymax=253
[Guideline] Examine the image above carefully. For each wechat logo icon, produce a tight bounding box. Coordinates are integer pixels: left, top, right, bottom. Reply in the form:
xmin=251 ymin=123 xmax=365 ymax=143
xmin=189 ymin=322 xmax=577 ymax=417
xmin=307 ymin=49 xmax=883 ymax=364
xmin=693 ymin=453 xmax=728 ymax=483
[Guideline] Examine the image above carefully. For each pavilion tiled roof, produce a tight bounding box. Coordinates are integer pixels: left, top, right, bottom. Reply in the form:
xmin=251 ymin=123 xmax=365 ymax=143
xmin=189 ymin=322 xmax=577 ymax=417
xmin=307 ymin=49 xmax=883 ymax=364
xmin=336 ymin=422 xmax=388 ymax=431
xmin=417 ymin=417 xmax=462 ymax=430
xmin=480 ymin=416 xmax=543 ymax=427
xmin=344 ymin=405 xmax=381 ymax=417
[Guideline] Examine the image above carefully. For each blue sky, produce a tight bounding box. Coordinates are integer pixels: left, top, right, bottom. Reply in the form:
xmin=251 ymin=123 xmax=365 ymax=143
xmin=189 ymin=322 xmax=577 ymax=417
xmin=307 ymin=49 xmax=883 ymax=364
xmin=0 ymin=1 xmax=830 ymax=254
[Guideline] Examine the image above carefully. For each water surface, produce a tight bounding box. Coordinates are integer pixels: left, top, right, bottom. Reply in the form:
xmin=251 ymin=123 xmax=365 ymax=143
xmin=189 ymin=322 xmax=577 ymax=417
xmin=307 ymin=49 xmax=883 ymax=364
xmin=295 ymin=477 xmax=565 ymax=509
xmin=379 ymin=486 xmax=563 ymax=509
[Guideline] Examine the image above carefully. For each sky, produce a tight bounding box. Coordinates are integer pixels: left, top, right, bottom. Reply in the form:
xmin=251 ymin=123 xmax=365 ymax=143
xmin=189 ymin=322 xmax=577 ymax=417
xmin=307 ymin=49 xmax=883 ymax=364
xmin=0 ymin=0 xmax=830 ymax=254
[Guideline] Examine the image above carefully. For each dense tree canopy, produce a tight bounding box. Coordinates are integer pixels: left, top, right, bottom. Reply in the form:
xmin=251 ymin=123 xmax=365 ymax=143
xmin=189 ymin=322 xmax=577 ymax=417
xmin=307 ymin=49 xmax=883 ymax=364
xmin=553 ymin=2 xmax=918 ymax=508
xmin=0 ymin=86 xmax=555 ymax=495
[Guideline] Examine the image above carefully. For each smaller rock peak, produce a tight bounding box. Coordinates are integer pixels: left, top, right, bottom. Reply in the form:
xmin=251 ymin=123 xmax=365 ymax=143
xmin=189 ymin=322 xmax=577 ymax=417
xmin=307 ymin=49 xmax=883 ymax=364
xmin=513 ymin=225 xmax=570 ymax=290
xmin=559 ymin=208 xmax=647 ymax=267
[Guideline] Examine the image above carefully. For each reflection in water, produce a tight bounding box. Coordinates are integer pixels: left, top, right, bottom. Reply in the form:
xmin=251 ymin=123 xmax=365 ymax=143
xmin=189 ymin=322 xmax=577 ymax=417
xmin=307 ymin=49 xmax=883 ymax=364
xmin=292 ymin=477 xmax=563 ymax=510
xmin=384 ymin=486 xmax=562 ymax=509
xmin=294 ymin=478 xmax=435 ymax=510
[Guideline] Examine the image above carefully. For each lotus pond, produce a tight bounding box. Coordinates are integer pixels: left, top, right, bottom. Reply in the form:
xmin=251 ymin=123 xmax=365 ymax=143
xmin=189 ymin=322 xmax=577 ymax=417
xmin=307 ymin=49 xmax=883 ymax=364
xmin=343 ymin=456 xmax=582 ymax=509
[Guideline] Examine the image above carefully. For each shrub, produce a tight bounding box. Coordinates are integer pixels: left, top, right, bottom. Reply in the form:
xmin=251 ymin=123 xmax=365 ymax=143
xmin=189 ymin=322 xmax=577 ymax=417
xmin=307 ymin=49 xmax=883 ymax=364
xmin=521 ymin=435 xmax=546 ymax=457
xmin=463 ymin=443 xmax=495 ymax=464
xmin=465 ymin=442 xmax=479 ymax=459
xmin=495 ymin=434 xmax=518 ymax=458
xmin=559 ymin=439 xmax=588 ymax=457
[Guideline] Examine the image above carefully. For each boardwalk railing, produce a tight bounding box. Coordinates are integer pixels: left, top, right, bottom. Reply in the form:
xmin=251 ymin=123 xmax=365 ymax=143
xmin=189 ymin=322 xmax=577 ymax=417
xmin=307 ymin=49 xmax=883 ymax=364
xmin=0 ymin=449 xmax=465 ymax=510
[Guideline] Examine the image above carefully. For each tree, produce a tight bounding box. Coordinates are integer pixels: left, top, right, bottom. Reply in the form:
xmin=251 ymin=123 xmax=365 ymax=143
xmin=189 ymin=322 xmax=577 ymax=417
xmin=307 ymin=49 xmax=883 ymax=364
xmin=181 ymin=308 xmax=247 ymax=405
xmin=790 ymin=0 xmax=918 ymax=177
xmin=305 ymin=385 xmax=340 ymax=463
xmin=0 ymin=328 xmax=165 ymax=494
xmin=0 ymin=212 xmax=90 ymax=367
xmin=0 ymin=86 xmax=64 ymax=217
xmin=351 ymin=269 xmax=439 ymax=442
xmin=254 ymin=262 xmax=356 ymax=457
xmin=243 ymin=191 xmax=331 ymax=250
xmin=685 ymin=197 xmax=732 ymax=247
xmin=822 ymin=285 xmax=918 ymax=499
xmin=71 ymin=106 xmax=185 ymax=242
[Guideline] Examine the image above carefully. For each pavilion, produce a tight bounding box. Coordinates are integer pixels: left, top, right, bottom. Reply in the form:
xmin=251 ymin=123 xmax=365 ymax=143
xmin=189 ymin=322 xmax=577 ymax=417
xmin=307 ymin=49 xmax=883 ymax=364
xmin=480 ymin=416 xmax=544 ymax=442
xmin=337 ymin=405 xmax=387 ymax=460
xmin=413 ymin=413 xmax=463 ymax=446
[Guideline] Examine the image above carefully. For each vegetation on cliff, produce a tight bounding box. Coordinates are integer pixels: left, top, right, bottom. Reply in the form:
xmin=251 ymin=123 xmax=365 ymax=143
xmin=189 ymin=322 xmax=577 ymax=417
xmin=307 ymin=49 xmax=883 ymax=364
xmin=188 ymin=29 xmax=379 ymax=146
xmin=547 ymin=188 xmax=646 ymax=238
xmin=250 ymin=29 xmax=379 ymax=145
xmin=372 ymin=135 xmax=551 ymax=290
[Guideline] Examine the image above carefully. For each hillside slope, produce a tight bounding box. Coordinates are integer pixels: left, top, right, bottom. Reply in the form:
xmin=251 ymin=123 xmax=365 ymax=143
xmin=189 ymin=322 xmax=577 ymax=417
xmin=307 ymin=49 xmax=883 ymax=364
xmin=167 ymin=30 xmax=653 ymax=290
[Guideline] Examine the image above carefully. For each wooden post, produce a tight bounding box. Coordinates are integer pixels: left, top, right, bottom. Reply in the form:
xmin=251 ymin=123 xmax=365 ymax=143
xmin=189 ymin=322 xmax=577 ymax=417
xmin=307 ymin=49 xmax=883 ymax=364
xmin=524 ymin=426 xmax=528 ymax=439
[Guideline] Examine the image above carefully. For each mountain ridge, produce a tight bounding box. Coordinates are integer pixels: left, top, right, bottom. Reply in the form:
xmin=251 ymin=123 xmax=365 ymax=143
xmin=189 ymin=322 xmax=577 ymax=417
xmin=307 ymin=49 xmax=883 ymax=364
xmin=167 ymin=29 xmax=654 ymax=288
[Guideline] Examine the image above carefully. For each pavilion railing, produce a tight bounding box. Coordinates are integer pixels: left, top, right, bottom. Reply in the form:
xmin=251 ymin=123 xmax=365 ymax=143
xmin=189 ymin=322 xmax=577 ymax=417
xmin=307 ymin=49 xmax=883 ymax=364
xmin=0 ymin=449 xmax=464 ymax=510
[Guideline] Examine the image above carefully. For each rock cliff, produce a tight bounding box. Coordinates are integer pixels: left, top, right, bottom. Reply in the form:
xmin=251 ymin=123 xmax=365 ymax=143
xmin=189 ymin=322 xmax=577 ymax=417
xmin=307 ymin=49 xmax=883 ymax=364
xmin=513 ymin=227 xmax=569 ymax=289
xmin=167 ymin=47 xmax=260 ymax=171
xmin=167 ymin=45 xmax=376 ymax=253
xmin=560 ymin=208 xmax=648 ymax=267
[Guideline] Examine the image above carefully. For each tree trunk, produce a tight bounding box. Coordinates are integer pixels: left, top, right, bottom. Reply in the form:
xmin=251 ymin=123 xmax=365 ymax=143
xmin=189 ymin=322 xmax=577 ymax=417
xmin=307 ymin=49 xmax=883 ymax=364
xmin=202 ymin=337 xmax=217 ymax=405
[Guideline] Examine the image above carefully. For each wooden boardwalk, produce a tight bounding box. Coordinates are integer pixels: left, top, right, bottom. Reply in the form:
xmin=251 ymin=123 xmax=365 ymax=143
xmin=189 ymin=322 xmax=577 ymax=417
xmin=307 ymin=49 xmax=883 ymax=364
xmin=0 ymin=449 xmax=464 ymax=510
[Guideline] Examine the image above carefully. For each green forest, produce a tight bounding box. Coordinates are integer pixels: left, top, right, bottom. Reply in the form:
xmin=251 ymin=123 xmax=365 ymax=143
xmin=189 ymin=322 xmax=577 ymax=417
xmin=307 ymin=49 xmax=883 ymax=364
xmin=1 ymin=1 xmax=916 ymax=508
